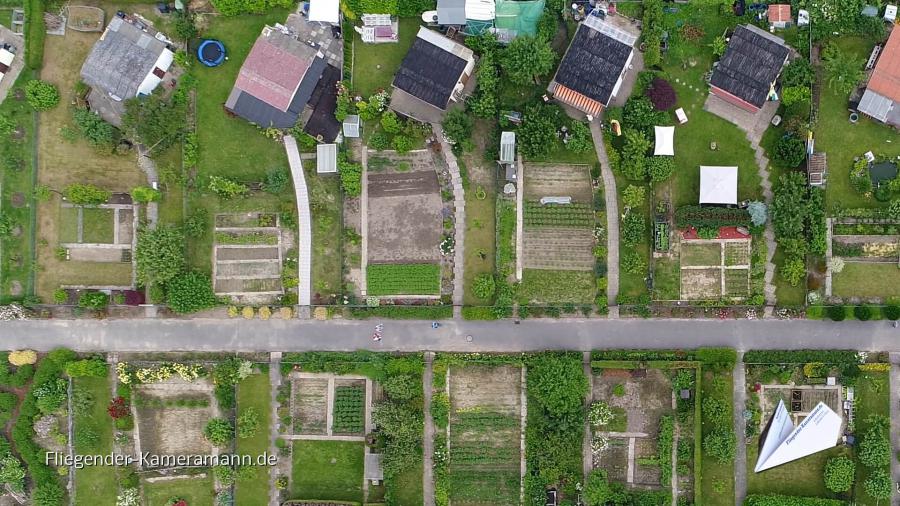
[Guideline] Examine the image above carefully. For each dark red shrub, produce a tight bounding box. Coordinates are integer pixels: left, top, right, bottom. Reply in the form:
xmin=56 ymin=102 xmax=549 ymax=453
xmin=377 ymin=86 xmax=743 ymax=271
xmin=107 ymin=396 xmax=130 ymax=419
xmin=646 ymin=78 xmax=677 ymax=110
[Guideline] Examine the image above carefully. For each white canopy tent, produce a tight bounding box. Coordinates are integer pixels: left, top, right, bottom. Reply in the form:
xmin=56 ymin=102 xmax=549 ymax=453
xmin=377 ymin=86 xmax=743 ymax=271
xmin=755 ymin=400 xmax=842 ymax=472
xmin=654 ymin=126 xmax=674 ymax=156
xmin=308 ymin=0 xmax=340 ymax=23
xmin=699 ymin=166 xmax=738 ymax=205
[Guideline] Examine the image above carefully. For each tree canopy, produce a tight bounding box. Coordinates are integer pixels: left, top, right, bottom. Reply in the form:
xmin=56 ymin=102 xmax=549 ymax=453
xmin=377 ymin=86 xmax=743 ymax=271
xmin=135 ymin=225 xmax=185 ymax=286
xmin=500 ymin=36 xmax=556 ymax=85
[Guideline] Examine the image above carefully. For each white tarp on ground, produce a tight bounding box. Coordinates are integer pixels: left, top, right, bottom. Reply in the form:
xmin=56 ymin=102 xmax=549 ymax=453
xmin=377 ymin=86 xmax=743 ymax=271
xmin=0 ymin=48 xmax=14 ymax=67
xmin=309 ymin=0 xmax=340 ymax=23
xmin=699 ymin=166 xmax=738 ymax=205
xmin=755 ymin=400 xmax=843 ymax=472
xmin=654 ymin=126 xmax=674 ymax=156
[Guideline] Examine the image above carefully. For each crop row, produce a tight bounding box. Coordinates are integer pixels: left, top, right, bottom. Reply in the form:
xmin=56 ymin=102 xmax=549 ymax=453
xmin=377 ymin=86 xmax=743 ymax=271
xmin=332 ymin=386 xmax=364 ymax=433
xmin=367 ymin=263 xmax=441 ymax=296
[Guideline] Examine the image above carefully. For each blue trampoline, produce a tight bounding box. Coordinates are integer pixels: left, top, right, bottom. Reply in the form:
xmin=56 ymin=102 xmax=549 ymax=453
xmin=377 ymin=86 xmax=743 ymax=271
xmin=197 ymin=39 xmax=226 ymax=67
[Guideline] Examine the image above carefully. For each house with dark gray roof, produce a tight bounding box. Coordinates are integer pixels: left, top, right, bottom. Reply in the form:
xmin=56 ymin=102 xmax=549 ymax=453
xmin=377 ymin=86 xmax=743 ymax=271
xmin=709 ymin=24 xmax=790 ymax=113
xmin=548 ymin=15 xmax=637 ymax=117
xmin=80 ymin=13 xmax=174 ymax=105
xmin=389 ymin=27 xmax=476 ymax=123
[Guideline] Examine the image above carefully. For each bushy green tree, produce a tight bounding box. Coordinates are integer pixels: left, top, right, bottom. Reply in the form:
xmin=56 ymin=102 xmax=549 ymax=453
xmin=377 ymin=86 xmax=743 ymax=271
xmin=823 ymin=456 xmax=855 ymax=492
xmin=622 ymin=185 xmax=646 ymax=209
xmin=775 ymin=135 xmax=806 ymax=168
xmin=646 ymin=156 xmax=674 ymax=182
xmin=136 ymin=225 xmax=185 ymax=285
xmin=519 ymin=104 xmax=560 ymax=159
xmin=166 ymin=271 xmax=217 ymax=313
xmin=566 ymin=121 xmax=592 ymax=153
xmin=864 ymin=468 xmax=892 ymax=500
xmin=122 ymin=90 xmax=187 ymax=150
xmin=583 ymin=469 xmax=625 ymax=506
xmin=382 ymin=374 xmax=418 ymax=401
xmin=73 ymin=108 xmax=121 ymax=151
xmin=31 ymin=482 xmax=65 ymax=506
xmin=780 ymin=257 xmax=806 ymax=287
xmin=380 ymin=110 xmax=402 ymax=134
xmin=823 ymin=44 xmax=865 ymax=95
xmin=392 ymin=135 xmax=413 ymax=154
xmin=619 ymin=130 xmax=651 ymax=180
xmin=782 ymin=59 xmax=815 ymax=87
xmin=204 ymin=418 xmax=234 ymax=446
xmin=442 ymin=108 xmax=473 ymax=147
xmin=369 ymin=131 xmax=390 ymax=151
xmin=24 ymin=80 xmax=60 ymax=111
xmin=858 ymin=417 xmax=890 ymax=468
xmin=500 ymin=35 xmax=555 ymax=85
xmin=621 ymin=212 xmax=646 ymax=246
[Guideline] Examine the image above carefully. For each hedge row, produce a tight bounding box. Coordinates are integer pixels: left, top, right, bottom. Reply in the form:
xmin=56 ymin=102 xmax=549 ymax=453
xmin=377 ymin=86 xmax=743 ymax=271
xmin=24 ymin=0 xmax=45 ymax=70
xmin=347 ymin=305 xmax=453 ymax=319
xmin=743 ymin=350 xmax=860 ymax=365
xmin=461 ymin=306 xmax=498 ymax=320
xmin=744 ymin=495 xmax=845 ymax=506
xmin=675 ymin=206 xmax=751 ymax=228
xmin=590 ymin=348 xmax=736 ymax=368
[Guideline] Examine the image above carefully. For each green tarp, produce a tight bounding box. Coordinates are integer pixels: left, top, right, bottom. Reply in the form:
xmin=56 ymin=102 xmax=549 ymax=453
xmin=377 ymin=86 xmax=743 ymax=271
xmin=494 ymin=0 xmax=545 ymax=37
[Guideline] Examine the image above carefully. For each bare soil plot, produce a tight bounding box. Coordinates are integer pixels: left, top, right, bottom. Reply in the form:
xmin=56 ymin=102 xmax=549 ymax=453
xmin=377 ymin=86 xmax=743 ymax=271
xmin=523 ymin=228 xmax=595 ymax=270
xmin=448 ymin=365 xmax=522 ymax=506
xmin=213 ymin=213 xmax=283 ymax=299
xmin=133 ymin=378 xmax=218 ymax=468
xmin=680 ymin=242 xmax=721 ymax=267
xmin=292 ymin=377 xmax=329 ymax=435
xmin=680 ymin=268 xmax=721 ymax=300
xmin=724 ymin=268 xmax=750 ymax=297
xmin=524 ymin=163 xmax=593 ymax=202
xmin=367 ymin=159 xmax=443 ymax=263
xmin=602 ymin=440 xmax=630 ymax=482
xmin=724 ymin=241 xmax=750 ymax=266
xmin=592 ymin=368 xmax=673 ymax=434
xmin=633 ymin=438 xmax=662 ymax=485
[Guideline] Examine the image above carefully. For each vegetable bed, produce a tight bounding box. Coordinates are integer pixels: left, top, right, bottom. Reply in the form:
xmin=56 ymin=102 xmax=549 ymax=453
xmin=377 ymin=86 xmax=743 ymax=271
xmin=366 ymin=263 xmax=440 ymax=295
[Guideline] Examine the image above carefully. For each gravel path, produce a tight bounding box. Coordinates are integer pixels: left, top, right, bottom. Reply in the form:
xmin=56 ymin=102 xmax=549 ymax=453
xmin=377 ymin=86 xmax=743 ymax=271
xmin=589 ymin=121 xmax=620 ymax=318
xmin=431 ymin=124 xmax=466 ymax=317
xmin=733 ymin=352 xmax=747 ymax=506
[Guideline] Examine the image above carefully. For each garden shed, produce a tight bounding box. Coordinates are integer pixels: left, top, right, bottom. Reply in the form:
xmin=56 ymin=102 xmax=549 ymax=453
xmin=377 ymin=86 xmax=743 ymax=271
xmin=653 ymin=126 xmax=674 ymax=156
xmin=365 ymin=453 xmax=384 ymax=483
xmin=699 ymin=166 xmax=738 ymax=205
xmin=316 ymin=143 xmax=338 ymax=174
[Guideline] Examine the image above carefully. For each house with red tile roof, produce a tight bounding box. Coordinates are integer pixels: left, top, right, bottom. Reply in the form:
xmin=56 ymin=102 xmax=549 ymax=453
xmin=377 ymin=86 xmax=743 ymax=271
xmin=767 ymin=4 xmax=792 ymax=29
xmin=857 ymin=28 xmax=900 ymax=128
xmin=225 ymin=23 xmax=340 ymax=141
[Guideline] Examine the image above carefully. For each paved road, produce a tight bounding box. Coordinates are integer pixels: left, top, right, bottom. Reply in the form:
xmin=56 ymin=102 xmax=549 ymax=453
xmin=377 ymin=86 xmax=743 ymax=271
xmin=3 ymin=318 xmax=900 ymax=352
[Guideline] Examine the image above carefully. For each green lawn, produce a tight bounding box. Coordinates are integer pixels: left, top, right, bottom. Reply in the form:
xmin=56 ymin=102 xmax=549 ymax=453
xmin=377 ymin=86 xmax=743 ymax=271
xmin=307 ymin=167 xmax=342 ymax=299
xmin=518 ymin=269 xmax=595 ymax=304
xmin=59 ymin=206 xmax=79 ymax=243
xmin=681 ymin=242 xmax=721 ymax=267
xmin=855 ymin=370 xmax=890 ymax=506
xmin=832 ymin=262 xmax=900 ymax=299
xmin=820 ymin=37 xmax=900 ymax=212
xmin=463 ymin=187 xmax=496 ymax=306
xmin=746 ymin=442 xmax=846 ymax=499
xmin=351 ymin=17 xmax=420 ymax=97
xmin=142 ymin=474 xmax=215 ymax=506
xmin=235 ymin=373 xmax=271 ymax=506
xmin=81 ymin=208 xmax=114 ymax=244
xmin=616 ymin=176 xmax=651 ymax=300
xmin=189 ymin=11 xmax=293 ymax=274
xmin=700 ymin=369 xmax=734 ymax=506
xmin=391 ymin=455 xmax=424 ymax=506
xmin=156 ymin=144 xmax=185 ymax=227
xmin=290 ymin=440 xmax=365 ymax=502
xmin=367 ymin=263 xmax=441 ymax=295
xmin=0 ymin=70 xmax=37 ymax=302
xmin=772 ymin=247 xmax=806 ymax=306
xmin=652 ymin=257 xmax=680 ymax=300
xmin=73 ymin=375 xmax=117 ymax=506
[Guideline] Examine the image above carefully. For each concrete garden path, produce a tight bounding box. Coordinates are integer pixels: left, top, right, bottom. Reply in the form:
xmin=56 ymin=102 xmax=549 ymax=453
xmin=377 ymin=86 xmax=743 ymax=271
xmin=589 ymin=121 xmax=620 ymax=318
xmin=423 ymin=352 xmax=435 ymax=506
xmin=268 ymin=352 xmax=282 ymax=506
xmin=284 ymin=135 xmax=313 ymax=309
xmin=431 ymin=124 xmax=466 ymax=317
xmin=732 ymin=352 xmax=747 ymax=506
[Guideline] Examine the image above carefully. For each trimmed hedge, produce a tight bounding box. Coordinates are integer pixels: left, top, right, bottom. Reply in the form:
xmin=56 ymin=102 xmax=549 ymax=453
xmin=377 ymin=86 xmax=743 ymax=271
xmin=675 ymin=206 xmax=751 ymax=228
xmin=24 ymin=0 xmax=45 ymax=70
xmin=744 ymin=495 xmax=846 ymax=506
xmin=461 ymin=306 xmax=498 ymax=320
xmin=347 ymin=305 xmax=453 ymax=319
xmin=591 ymin=348 xmax=735 ymax=367
xmin=743 ymin=350 xmax=859 ymax=364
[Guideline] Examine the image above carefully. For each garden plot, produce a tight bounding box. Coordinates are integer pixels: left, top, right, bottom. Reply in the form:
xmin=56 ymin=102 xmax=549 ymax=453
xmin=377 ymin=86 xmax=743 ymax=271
xmin=212 ymin=212 xmax=284 ymax=301
xmin=591 ymin=368 xmax=676 ymax=491
xmin=828 ymin=221 xmax=900 ymax=299
xmin=366 ymin=149 xmax=443 ymax=264
xmin=447 ymin=365 xmax=523 ymax=506
xmin=520 ymin=163 xmax=596 ymax=301
xmin=287 ymin=372 xmax=372 ymax=438
xmin=132 ymin=377 xmax=219 ymax=469
xmin=679 ymin=239 xmax=750 ymax=300
xmin=58 ymin=202 xmax=136 ymax=261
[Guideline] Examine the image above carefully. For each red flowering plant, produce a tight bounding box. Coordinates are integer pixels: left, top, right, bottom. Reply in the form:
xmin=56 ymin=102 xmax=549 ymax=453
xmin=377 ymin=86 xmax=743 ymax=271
xmin=107 ymin=396 xmax=130 ymax=419
xmin=166 ymin=498 xmax=187 ymax=506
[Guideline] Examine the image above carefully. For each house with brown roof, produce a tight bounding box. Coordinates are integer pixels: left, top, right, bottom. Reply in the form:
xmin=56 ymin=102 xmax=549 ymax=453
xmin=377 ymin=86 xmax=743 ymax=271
xmin=708 ymin=25 xmax=790 ymax=113
xmin=388 ymin=27 xmax=476 ymax=123
xmin=548 ymin=15 xmax=637 ymax=117
xmin=857 ymin=28 xmax=900 ymax=128
xmin=225 ymin=23 xmax=341 ymax=140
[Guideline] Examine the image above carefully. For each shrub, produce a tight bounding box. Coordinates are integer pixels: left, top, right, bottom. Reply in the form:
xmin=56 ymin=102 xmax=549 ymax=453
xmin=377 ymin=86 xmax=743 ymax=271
xmin=382 ymin=374 xmax=418 ymax=401
xmin=864 ymin=468 xmax=892 ymax=500
xmin=237 ymin=407 xmax=260 ymax=438
xmin=136 ymin=226 xmax=184 ymax=286
xmin=66 ymin=358 xmax=108 ymax=377
xmin=264 ymin=168 xmax=290 ymax=194
xmin=621 ymin=212 xmax=646 ymax=245
xmin=339 ymin=159 xmax=362 ymax=196
xmin=621 ymin=250 xmax=646 ymax=275
xmin=854 ymin=305 xmax=873 ymax=321
xmin=858 ymin=417 xmax=890 ymax=468
xmin=392 ymin=135 xmax=413 ymax=153
xmin=203 ymin=418 xmax=234 ymax=446
xmin=471 ymin=274 xmax=496 ymax=300
xmin=8 ymin=351 xmax=36 ymax=366
xmin=130 ymin=186 xmax=161 ymax=203
xmin=774 ymin=135 xmax=806 ymax=168
xmin=369 ymin=132 xmax=390 ymax=151
xmin=207 ymin=175 xmax=248 ymax=199
xmin=442 ymin=108 xmax=472 ymax=146
xmin=73 ymin=108 xmax=121 ymax=150
xmin=32 ymin=482 xmax=65 ymax=506
xmin=645 ymin=77 xmax=676 ymax=110
xmin=64 ymin=183 xmax=110 ymax=205
xmin=884 ymin=305 xmax=900 ymax=321
xmin=826 ymin=305 xmax=846 ymax=321
xmin=647 ymin=156 xmax=675 ymax=182
xmin=622 ymin=185 xmax=646 ymax=209
xmin=703 ymin=429 xmax=736 ymax=463
xmin=78 ymin=291 xmax=109 ymax=310
xmin=24 ymin=80 xmax=60 ymax=111
xmin=823 ymin=456 xmax=855 ymax=492
xmin=166 ymin=271 xmax=217 ymax=314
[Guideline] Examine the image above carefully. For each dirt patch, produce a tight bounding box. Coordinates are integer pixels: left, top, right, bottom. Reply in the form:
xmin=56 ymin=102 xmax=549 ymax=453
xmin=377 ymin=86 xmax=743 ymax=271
xmin=117 ymin=208 xmax=134 ymax=244
xmin=367 ymin=193 xmax=442 ymax=263
xmin=8 ymin=282 xmax=22 ymax=298
xmin=450 ymin=365 xmax=521 ymax=416
xmin=133 ymin=378 xmax=218 ymax=468
xmin=523 ymin=227 xmax=595 ymax=270
xmin=524 ymin=163 xmax=593 ymax=203
xmin=216 ymin=247 xmax=280 ymax=261
xmin=9 ymin=193 xmax=25 ymax=208
xmin=292 ymin=377 xmax=328 ymax=435
xmin=680 ymin=268 xmax=722 ymax=300
xmin=633 ymin=438 xmax=662 ymax=485
xmin=592 ymin=368 xmax=672 ymax=434
xmin=367 ymin=172 xmax=440 ymax=198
